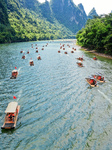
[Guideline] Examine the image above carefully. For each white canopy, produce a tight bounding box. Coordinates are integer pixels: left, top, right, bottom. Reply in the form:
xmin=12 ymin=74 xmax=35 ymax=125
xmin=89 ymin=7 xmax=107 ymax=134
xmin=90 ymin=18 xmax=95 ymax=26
xmin=12 ymin=70 xmax=18 ymax=72
xmin=5 ymin=102 xmax=18 ymax=113
xmin=78 ymin=61 xmax=82 ymax=63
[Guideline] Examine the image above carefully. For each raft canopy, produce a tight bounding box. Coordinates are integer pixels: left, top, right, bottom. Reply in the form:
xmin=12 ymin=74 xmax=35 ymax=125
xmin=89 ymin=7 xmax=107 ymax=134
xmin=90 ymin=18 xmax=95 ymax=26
xmin=12 ymin=70 xmax=18 ymax=72
xmin=5 ymin=102 xmax=18 ymax=113
xmin=89 ymin=76 xmax=94 ymax=79
xmin=78 ymin=61 xmax=82 ymax=63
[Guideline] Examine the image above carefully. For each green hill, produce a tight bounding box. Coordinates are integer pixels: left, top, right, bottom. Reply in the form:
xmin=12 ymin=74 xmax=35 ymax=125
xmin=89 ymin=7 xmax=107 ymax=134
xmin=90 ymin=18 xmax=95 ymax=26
xmin=0 ymin=0 xmax=98 ymax=44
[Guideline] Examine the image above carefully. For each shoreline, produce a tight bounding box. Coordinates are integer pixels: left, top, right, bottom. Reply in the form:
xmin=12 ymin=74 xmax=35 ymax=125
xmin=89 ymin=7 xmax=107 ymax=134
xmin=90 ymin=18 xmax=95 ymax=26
xmin=81 ymin=47 xmax=112 ymax=60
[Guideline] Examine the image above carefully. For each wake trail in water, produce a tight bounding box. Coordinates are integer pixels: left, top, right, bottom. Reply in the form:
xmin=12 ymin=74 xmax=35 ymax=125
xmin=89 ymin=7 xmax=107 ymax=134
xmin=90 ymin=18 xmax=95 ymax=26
xmin=18 ymin=67 xmax=22 ymax=74
xmin=17 ymin=89 xmax=23 ymax=102
xmin=98 ymin=90 xmax=112 ymax=104
xmin=97 ymin=61 xmax=101 ymax=65
xmin=108 ymin=84 xmax=112 ymax=88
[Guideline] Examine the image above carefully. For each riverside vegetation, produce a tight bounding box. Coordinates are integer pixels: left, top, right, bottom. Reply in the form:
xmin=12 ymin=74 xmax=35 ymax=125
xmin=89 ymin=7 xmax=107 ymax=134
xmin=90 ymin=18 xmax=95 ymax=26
xmin=76 ymin=13 xmax=112 ymax=56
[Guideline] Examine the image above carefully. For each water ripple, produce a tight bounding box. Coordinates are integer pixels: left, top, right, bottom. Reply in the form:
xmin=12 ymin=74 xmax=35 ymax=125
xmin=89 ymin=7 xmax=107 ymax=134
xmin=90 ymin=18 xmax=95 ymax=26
xmin=0 ymin=40 xmax=112 ymax=150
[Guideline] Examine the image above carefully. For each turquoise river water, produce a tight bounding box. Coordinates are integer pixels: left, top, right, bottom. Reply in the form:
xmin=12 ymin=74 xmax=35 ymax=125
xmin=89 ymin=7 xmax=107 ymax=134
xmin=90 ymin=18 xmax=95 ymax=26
xmin=0 ymin=40 xmax=112 ymax=150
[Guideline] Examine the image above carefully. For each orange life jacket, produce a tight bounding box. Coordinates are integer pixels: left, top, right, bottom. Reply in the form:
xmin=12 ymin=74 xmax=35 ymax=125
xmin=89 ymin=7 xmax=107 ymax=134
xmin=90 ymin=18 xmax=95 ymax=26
xmin=90 ymin=79 xmax=94 ymax=84
xmin=98 ymin=76 xmax=101 ymax=80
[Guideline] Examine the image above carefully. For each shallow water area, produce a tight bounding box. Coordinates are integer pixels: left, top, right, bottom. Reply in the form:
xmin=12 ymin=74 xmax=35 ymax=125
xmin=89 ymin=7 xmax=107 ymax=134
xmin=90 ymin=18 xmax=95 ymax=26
xmin=0 ymin=40 xmax=112 ymax=150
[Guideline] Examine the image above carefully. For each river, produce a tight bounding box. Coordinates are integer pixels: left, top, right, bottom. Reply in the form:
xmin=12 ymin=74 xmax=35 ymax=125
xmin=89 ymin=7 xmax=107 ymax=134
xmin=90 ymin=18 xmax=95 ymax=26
xmin=0 ymin=40 xmax=112 ymax=150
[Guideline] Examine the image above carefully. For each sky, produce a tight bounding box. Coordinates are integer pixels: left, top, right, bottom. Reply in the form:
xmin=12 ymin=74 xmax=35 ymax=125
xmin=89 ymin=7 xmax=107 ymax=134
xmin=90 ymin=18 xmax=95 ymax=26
xmin=38 ymin=0 xmax=112 ymax=15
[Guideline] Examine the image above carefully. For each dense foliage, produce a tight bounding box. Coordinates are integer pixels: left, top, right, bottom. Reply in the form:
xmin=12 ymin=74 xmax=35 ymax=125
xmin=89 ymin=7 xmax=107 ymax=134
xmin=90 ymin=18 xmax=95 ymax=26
xmin=0 ymin=0 xmax=9 ymax=25
xmin=0 ymin=0 xmax=15 ymax=43
xmin=76 ymin=13 xmax=112 ymax=55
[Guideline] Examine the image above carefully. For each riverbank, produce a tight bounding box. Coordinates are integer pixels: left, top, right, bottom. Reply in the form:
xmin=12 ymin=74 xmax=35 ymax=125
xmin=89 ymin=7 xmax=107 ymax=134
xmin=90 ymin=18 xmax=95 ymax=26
xmin=81 ymin=47 xmax=112 ymax=60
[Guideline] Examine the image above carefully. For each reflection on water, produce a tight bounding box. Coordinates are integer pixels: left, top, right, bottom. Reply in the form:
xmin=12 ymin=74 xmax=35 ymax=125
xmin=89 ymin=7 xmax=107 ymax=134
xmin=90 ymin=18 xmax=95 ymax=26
xmin=0 ymin=40 xmax=112 ymax=150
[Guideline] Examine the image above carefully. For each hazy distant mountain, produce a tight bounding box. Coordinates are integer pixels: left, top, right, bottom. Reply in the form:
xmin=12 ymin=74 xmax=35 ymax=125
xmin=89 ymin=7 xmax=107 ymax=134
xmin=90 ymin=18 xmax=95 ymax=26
xmin=78 ymin=3 xmax=87 ymax=18
xmin=88 ymin=7 xmax=98 ymax=19
xmin=39 ymin=0 xmax=54 ymax=22
xmin=50 ymin=0 xmax=87 ymax=33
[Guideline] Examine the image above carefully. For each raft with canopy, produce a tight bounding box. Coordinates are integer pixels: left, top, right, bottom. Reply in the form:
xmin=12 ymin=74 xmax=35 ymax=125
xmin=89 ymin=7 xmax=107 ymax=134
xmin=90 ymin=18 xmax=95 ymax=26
xmin=1 ymin=101 xmax=20 ymax=129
